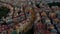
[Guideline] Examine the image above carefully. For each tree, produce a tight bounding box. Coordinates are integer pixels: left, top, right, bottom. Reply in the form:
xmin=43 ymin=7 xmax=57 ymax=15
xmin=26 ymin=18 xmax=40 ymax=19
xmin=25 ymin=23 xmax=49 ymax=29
xmin=47 ymin=2 xmax=60 ymax=7
xmin=0 ymin=6 xmax=10 ymax=19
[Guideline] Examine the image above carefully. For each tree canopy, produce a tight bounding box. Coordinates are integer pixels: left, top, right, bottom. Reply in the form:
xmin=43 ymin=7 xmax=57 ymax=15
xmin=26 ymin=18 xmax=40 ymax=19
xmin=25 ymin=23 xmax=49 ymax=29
xmin=0 ymin=7 xmax=10 ymax=19
xmin=47 ymin=2 xmax=60 ymax=7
